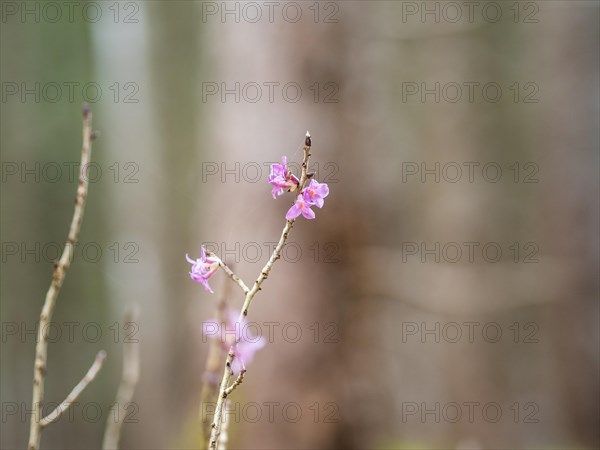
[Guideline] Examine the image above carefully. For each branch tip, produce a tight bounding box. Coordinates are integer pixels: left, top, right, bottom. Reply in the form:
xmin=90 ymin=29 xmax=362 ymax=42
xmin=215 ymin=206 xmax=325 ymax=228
xmin=39 ymin=350 xmax=106 ymax=429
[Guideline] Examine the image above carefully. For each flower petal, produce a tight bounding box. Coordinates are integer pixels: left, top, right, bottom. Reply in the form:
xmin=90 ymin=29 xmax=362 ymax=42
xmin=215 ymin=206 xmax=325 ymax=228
xmin=201 ymin=279 xmax=214 ymax=294
xmin=302 ymin=206 xmax=316 ymax=219
xmin=317 ymin=183 xmax=329 ymax=197
xmin=286 ymin=204 xmax=301 ymax=220
xmin=272 ymin=186 xmax=284 ymax=198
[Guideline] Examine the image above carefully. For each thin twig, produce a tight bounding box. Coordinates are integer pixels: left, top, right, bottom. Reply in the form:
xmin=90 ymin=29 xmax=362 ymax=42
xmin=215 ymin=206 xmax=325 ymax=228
xmin=208 ymin=132 xmax=313 ymax=450
xmin=28 ymin=105 xmax=97 ymax=450
xmin=224 ymin=369 xmax=246 ymax=396
xmin=102 ymin=305 xmax=141 ymax=450
xmin=39 ymin=351 xmax=106 ymax=428
xmin=217 ymin=400 xmax=231 ymax=450
xmin=213 ymin=258 xmax=250 ymax=295
xmin=199 ymin=274 xmax=231 ymax=445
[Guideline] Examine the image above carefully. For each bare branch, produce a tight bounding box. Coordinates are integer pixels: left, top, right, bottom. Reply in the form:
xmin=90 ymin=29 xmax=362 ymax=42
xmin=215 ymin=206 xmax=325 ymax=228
xmin=224 ymin=369 xmax=246 ymax=397
xmin=217 ymin=400 xmax=231 ymax=450
xmin=28 ymin=105 xmax=96 ymax=450
xmin=213 ymin=257 xmax=250 ymax=295
xmin=40 ymin=351 xmax=106 ymax=428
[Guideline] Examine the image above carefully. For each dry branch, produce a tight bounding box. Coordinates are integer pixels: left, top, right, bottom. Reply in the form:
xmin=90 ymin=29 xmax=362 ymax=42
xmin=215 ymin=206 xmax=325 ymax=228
xmin=28 ymin=105 xmax=102 ymax=450
xmin=39 ymin=351 xmax=106 ymax=428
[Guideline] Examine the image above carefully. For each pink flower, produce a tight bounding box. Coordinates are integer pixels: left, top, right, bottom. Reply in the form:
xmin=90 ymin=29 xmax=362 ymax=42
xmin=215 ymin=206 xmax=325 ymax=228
xmin=268 ymin=156 xmax=300 ymax=199
xmin=186 ymin=246 xmax=219 ymax=293
xmin=286 ymin=195 xmax=316 ymax=220
xmin=302 ymin=179 xmax=329 ymax=208
xmin=202 ymin=310 xmax=266 ymax=374
xmin=285 ymin=180 xmax=330 ymax=220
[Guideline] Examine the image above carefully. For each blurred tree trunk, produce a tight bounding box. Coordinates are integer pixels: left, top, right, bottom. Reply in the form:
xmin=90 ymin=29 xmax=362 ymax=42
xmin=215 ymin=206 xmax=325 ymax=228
xmin=146 ymin=2 xmax=206 ymax=444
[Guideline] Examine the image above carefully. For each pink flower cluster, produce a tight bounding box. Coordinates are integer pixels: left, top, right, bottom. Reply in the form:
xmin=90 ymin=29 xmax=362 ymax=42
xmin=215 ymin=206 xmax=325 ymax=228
xmin=268 ymin=156 xmax=299 ymax=199
xmin=203 ymin=310 xmax=266 ymax=374
xmin=186 ymin=246 xmax=219 ymax=293
xmin=268 ymin=157 xmax=329 ymax=220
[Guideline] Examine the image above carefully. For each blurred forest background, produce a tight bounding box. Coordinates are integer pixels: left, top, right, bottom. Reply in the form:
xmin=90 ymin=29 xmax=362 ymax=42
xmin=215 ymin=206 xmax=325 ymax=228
xmin=1 ymin=1 xmax=599 ymax=449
